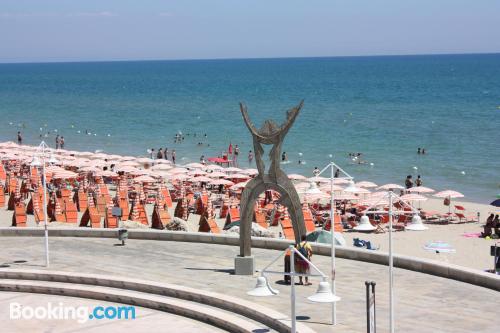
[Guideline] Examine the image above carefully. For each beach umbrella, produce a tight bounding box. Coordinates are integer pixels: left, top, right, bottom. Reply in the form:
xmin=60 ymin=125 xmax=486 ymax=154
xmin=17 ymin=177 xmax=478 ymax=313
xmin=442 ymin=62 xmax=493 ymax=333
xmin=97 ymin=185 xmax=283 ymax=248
xmin=359 ymin=197 xmax=389 ymax=207
xmin=95 ymin=170 xmax=118 ymax=178
xmin=224 ymin=167 xmax=242 ymax=173
xmin=400 ymin=193 xmax=427 ymax=202
xmin=91 ymin=153 xmax=109 ymax=160
xmin=169 ymin=168 xmax=188 ymax=174
xmin=210 ymin=179 xmax=234 ymax=186
xmin=434 ymin=190 xmax=464 ymax=198
xmin=489 ymin=199 xmax=500 ymax=207
xmin=288 ymin=174 xmax=307 ymax=180
xmin=185 ymin=162 xmax=205 ymax=169
xmin=407 ymin=186 xmax=435 ymax=193
xmin=319 ymin=184 xmax=344 ymax=192
xmin=136 ymin=157 xmax=154 ymax=164
xmin=308 ymin=176 xmax=330 ymax=183
xmin=190 ymin=176 xmax=212 ymax=183
xmin=377 ymin=183 xmax=404 ymax=190
xmin=115 ymin=166 xmax=139 ymax=173
xmin=133 ymin=175 xmax=156 ymax=183
xmin=241 ymin=168 xmax=258 ymax=175
xmin=172 ymin=173 xmax=190 ymax=181
xmin=207 ymin=171 xmax=227 ymax=178
xmin=334 ymin=193 xmax=358 ymax=201
xmin=230 ymin=182 xmax=248 ymax=191
xmin=120 ymin=156 xmax=136 ymax=161
xmin=52 ymin=170 xmax=79 ymax=179
xmin=356 ymin=181 xmax=378 ymax=188
xmin=188 ymin=170 xmax=207 ymax=176
xmin=225 ymin=173 xmax=249 ymax=179
xmin=151 ymin=164 xmax=172 ymax=171
xmin=154 ymin=159 xmax=172 ymax=165
xmin=205 ymin=164 xmax=224 ymax=171
xmin=79 ymin=166 xmax=100 ymax=173
xmin=423 ymin=241 xmax=456 ymax=254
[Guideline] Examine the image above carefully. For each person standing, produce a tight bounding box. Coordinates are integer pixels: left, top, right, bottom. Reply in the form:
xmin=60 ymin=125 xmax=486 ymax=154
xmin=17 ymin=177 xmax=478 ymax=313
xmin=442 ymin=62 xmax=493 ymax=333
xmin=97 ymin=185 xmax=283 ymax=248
xmin=295 ymin=235 xmax=312 ymax=285
xmin=313 ymin=167 xmax=320 ymax=176
xmin=415 ymin=175 xmax=423 ymax=187
xmin=172 ymin=150 xmax=176 ymax=164
xmin=157 ymin=148 xmax=164 ymax=160
xmin=248 ymin=150 xmax=253 ymax=164
xmin=164 ymin=148 xmax=169 ymax=160
xmin=55 ymin=135 xmax=60 ymax=149
xmin=234 ymin=144 xmax=239 ymax=164
xmin=405 ymin=175 xmax=413 ymax=189
xmin=17 ymin=131 xmax=22 ymax=145
xmin=60 ymin=136 xmax=65 ymax=149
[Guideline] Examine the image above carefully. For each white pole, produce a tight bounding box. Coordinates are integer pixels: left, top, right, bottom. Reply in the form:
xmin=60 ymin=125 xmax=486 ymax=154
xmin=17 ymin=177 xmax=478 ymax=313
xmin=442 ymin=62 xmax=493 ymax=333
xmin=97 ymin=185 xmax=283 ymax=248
xmin=330 ymin=163 xmax=337 ymax=325
xmin=41 ymin=143 xmax=49 ymax=267
xmin=388 ymin=191 xmax=394 ymax=333
xmin=290 ymin=245 xmax=296 ymax=333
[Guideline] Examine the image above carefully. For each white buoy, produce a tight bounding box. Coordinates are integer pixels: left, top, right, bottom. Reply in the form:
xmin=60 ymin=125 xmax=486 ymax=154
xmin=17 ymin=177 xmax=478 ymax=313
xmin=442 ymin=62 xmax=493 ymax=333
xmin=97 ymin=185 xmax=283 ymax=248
xmin=107 ymin=134 xmax=111 ymax=137
xmin=328 ymin=154 xmax=333 ymax=158
xmin=77 ymin=130 xmax=81 ymax=134
xmin=298 ymin=152 xmax=303 ymax=156
xmin=413 ymin=166 xmax=418 ymax=170
xmin=370 ymin=163 xmax=374 ymax=166
xmin=461 ymin=171 xmax=466 ymax=175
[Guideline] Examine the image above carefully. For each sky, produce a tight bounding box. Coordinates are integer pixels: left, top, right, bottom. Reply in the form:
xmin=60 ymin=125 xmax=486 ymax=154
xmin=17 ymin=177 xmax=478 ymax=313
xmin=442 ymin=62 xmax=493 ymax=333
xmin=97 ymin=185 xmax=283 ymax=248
xmin=1 ymin=0 xmax=500 ymax=63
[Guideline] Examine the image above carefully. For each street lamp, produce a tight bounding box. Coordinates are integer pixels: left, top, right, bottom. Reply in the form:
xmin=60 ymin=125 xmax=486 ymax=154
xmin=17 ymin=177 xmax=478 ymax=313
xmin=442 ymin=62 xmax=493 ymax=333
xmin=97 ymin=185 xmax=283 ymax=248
xmin=316 ymin=161 xmax=354 ymax=325
xmin=30 ymin=141 xmax=52 ymax=267
xmin=247 ymin=245 xmax=339 ymax=333
xmin=361 ymin=191 xmax=423 ymax=333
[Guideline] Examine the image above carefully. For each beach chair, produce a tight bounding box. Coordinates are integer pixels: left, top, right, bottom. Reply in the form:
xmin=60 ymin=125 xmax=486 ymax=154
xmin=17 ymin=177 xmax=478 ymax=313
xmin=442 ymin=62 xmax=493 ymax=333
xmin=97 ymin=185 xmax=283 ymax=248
xmin=12 ymin=203 xmax=27 ymax=227
xmin=104 ymin=208 xmax=118 ymax=228
xmin=0 ymin=184 xmax=5 ymax=208
xmin=161 ymin=187 xmax=173 ymax=208
xmin=302 ymin=205 xmax=316 ymax=233
xmin=0 ymin=165 xmax=6 ymax=182
xmin=254 ymin=209 xmax=268 ymax=229
xmin=79 ymin=207 xmax=101 ymax=228
xmin=198 ymin=211 xmax=220 ymax=234
xmin=75 ymin=189 xmax=88 ymax=212
xmin=152 ymin=204 xmax=171 ymax=229
xmin=224 ymin=206 xmax=240 ymax=227
xmin=95 ymin=196 xmax=108 ymax=218
xmin=118 ymin=192 xmax=129 ymax=220
xmin=63 ymin=199 xmax=78 ymax=224
xmin=280 ymin=213 xmax=295 ymax=240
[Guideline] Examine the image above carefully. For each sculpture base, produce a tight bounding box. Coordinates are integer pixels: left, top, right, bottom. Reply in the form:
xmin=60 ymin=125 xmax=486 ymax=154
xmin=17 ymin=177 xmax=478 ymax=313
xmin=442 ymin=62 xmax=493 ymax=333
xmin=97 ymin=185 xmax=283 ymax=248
xmin=234 ymin=256 xmax=255 ymax=275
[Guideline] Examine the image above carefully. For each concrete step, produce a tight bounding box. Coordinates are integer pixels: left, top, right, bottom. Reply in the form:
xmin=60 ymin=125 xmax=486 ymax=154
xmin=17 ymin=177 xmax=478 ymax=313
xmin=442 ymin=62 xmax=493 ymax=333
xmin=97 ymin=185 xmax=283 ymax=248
xmin=0 ymin=278 xmax=273 ymax=333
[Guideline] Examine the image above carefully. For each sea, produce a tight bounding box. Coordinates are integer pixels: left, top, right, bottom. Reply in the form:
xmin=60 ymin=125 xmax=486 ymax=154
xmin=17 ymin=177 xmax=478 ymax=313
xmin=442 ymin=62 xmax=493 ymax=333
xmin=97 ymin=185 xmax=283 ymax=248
xmin=0 ymin=54 xmax=499 ymax=202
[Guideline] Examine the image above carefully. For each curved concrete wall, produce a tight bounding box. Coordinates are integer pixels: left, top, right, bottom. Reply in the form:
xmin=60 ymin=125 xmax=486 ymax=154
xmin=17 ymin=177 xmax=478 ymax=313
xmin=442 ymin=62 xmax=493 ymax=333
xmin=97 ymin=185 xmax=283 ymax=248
xmin=1 ymin=227 xmax=499 ymax=291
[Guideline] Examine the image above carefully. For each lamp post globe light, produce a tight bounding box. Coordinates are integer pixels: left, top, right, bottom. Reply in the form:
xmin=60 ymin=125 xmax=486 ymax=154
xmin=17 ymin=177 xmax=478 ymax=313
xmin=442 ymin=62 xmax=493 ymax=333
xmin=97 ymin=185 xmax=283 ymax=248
xmin=30 ymin=141 xmax=55 ymax=267
xmin=247 ymin=245 xmax=339 ymax=333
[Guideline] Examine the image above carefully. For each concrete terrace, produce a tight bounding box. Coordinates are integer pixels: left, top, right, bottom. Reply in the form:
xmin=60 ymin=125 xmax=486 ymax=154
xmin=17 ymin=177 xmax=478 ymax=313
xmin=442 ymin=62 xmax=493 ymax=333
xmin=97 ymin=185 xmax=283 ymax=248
xmin=0 ymin=236 xmax=498 ymax=333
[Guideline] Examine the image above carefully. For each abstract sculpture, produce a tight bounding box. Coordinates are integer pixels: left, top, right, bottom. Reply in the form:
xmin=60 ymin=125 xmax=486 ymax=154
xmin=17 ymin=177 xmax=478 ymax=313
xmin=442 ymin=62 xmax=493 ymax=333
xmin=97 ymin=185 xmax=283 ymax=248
xmin=235 ymin=101 xmax=307 ymax=274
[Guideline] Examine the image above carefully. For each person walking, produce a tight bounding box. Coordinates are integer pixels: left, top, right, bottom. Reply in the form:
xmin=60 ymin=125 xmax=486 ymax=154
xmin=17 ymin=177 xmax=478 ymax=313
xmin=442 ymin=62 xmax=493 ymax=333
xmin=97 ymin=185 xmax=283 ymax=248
xmin=17 ymin=131 xmax=22 ymax=145
xmin=55 ymin=135 xmax=60 ymax=149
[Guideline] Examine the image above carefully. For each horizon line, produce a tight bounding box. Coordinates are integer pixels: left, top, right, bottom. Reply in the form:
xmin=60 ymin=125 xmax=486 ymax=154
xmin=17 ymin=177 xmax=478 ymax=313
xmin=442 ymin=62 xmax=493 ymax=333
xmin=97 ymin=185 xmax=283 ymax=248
xmin=1 ymin=51 xmax=499 ymax=65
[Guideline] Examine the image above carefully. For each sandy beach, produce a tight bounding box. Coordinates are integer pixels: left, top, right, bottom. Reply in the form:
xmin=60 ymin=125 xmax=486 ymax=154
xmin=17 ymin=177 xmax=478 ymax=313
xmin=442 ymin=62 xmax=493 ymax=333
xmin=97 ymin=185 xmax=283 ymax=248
xmin=1 ymin=191 xmax=497 ymax=272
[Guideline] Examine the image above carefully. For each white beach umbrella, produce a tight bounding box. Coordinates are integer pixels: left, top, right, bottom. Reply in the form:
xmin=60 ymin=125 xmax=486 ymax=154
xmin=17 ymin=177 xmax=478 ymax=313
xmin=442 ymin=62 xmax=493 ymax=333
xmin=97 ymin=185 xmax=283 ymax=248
xmin=136 ymin=157 xmax=154 ymax=164
xmin=308 ymin=176 xmax=330 ymax=183
xmin=205 ymin=164 xmax=224 ymax=171
xmin=207 ymin=171 xmax=227 ymax=178
xmin=356 ymin=181 xmax=378 ymax=188
xmin=225 ymin=173 xmax=249 ymax=179
xmin=288 ymin=174 xmax=307 ymax=180
xmin=377 ymin=183 xmax=405 ymax=190
xmin=79 ymin=166 xmax=100 ymax=173
xmin=96 ymin=170 xmax=119 ymax=178
xmin=190 ymin=176 xmax=213 ymax=183
xmin=224 ymin=167 xmax=242 ymax=173
xmin=169 ymin=168 xmax=188 ymax=174
xmin=230 ymin=182 xmax=248 ymax=191
xmin=185 ymin=162 xmax=205 ymax=169
xmin=188 ymin=170 xmax=207 ymax=176
xmin=434 ymin=190 xmax=464 ymax=198
xmin=241 ymin=168 xmax=258 ymax=175
xmin=52 ymin=170 xmax=79 ymax=179
xmin=400 ymin=193 xmax=428 ymax=202
xmin=172 ymin=173 xmax=190 ymax=181
xmin=133 ymin=175 xmax=156 ymax=183
xmin=115 ymin=166 xmax=140 ymax=173
xmin=210 ymin=179 xmax=234 ymax=186
xmin=151 ymin=164 xmax=172 ymax=171
xmin=408 ymin=186 xmax=435 ymax=193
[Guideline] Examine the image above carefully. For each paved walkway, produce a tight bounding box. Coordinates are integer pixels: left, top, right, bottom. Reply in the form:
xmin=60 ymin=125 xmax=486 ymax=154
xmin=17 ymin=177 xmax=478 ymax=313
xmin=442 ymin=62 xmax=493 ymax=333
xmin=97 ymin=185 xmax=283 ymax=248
xmin=0 ymin=236 xmax=498 ymax=333
xmin=0 ymin=291 xmax=224 ymax=333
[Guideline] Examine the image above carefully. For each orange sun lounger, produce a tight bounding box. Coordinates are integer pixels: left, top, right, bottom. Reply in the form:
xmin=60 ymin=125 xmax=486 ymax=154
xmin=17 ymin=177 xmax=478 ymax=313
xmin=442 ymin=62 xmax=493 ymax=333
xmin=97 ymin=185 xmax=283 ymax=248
xmin=12 ymin=203 xmax=27 ymax=227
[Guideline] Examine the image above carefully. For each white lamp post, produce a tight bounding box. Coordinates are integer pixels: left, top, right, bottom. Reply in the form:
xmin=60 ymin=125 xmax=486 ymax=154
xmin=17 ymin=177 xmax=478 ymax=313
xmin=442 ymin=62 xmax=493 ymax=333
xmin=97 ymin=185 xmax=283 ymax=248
xmin=317 ymin=161 xmax=355 ymax=325
xmin=247 ymin=245 xmax=340 ymax=333
xmin=31 ymin=141 xmax=54 ymax=267
xmin=361 ymin=191 xmax=423 ymax=333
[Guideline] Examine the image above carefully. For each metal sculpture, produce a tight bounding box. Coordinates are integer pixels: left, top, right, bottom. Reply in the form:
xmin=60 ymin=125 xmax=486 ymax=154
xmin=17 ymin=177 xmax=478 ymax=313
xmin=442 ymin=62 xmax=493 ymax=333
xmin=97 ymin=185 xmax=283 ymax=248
xmin=238 ymin=101 xmax=307 ymax=259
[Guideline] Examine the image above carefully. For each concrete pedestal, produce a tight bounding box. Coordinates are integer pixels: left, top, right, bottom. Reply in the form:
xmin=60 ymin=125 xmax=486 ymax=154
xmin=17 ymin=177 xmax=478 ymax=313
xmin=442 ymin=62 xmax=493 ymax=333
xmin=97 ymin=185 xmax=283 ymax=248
xmin=234 ymin=256 xmax=255 ymax=275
